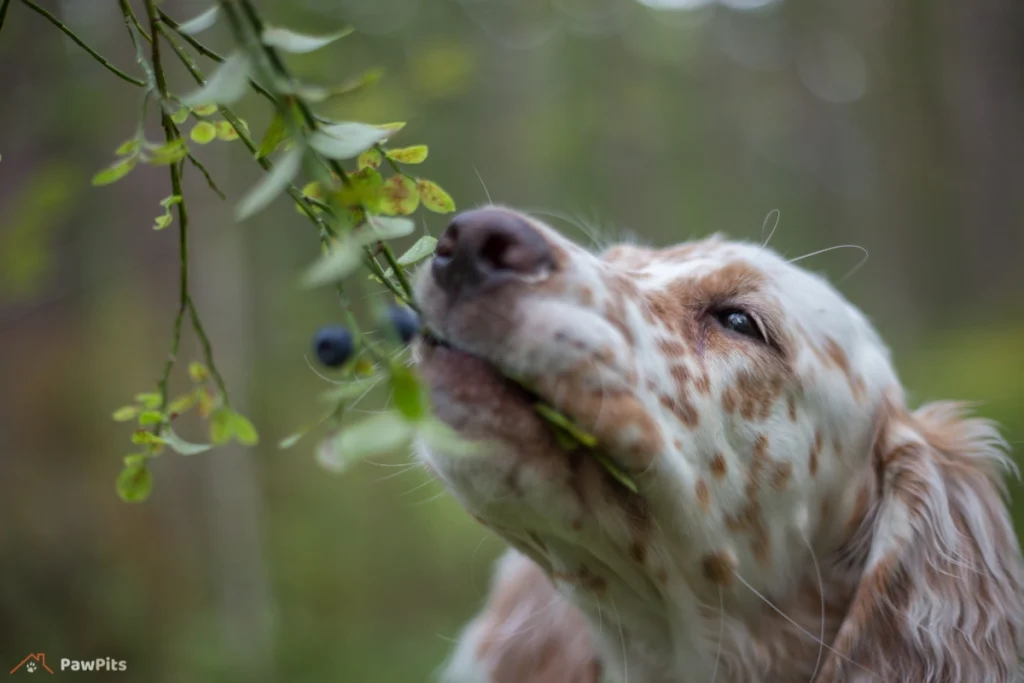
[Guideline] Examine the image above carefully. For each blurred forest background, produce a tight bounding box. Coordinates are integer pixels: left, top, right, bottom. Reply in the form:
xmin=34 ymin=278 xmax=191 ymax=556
xmin=1 ymin=0 xmax=1022 ymax=681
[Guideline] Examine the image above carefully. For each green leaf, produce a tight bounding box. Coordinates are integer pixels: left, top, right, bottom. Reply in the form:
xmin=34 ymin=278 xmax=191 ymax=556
xmin=161 ymin=194 xmax=183 ymax=209
xmin=178 ymin=5 xmax=219 ymax=35
xmin=231 ymin=412 xmax=259 ymax=446
xmin=592 ymin=451 xmax=638 ymax=493
xmin=278 ymin=430 xmax=308 ymax=450
xmin=148 ymin=138 xmax=188 ymax=164
xmin=190 ymin=104 xmax=218 ymax=117
xmin=135 ymin=392 xmax=162 ymax=409
xmin=92 ymin=157 xmax=136 ymax=186
xmin=309 ymin=122 xmax=394 ymax=160
xmin=365 ymin=214 xmax=416 ymax=241
xmin=154 ymin=213 xmax=173 ymax=230
xmin=112 ymin=406 xmax=140 ymax=422
xmin=123 ymin=453 xmax=147 ymax=467
xmin=115 ymin=139 xmax=140 ymax=156
xmin=390 ymin=366 xmax=428 ymax=421
xmin=417 ymin=179 xmax=455 ymax=213
xmin=168 ymin=392 xmax=198 ymax=415
xmin=533 ymin=403 xmax=598 ymax=448
xmin=210 ymin=408 xmax=233 ymax=445
xmin=189 ymin=361 xmax=209 ymax=382
xmin=260 ymin=25 xmax=353 ymax=54
xmin=138 ymin=411 xmax=165 ymax=426
xmin=131 ymin=430 xmax=166 ymax=446
xmin=170 ymin=107 xmax=190 ymax=124
xmin=386 ymin=145 xmax=428 ymax=164
xmin=215 ymin=120 xmax=240 ymax=141
xmin=397 ymin=236 xmax=437 ymax=266
xmin=257 ymin=111 xmax=288 ymax=159
xmin=235 ymin=144 xmax=304 ymax=220
xmin=315 ymin=412 xmax=414 ymax=473
xmin=117 ymin=464 xmax=153 ymax=503
xmin=380 ymin=175 xmax=420 ymax=216
xmin=190 ymin=121 xmax=217 ymax=144
xmin=163 ymin=428 xmax=213 ymax=456
xmin=357 ymin=148 xmax=382 ymax=170
xmin=180 ymin=52 xmax=252 ymax=107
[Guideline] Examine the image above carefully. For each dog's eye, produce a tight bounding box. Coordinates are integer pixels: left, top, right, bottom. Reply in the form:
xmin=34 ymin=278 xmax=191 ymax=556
xmin=713 ymin=308 xmax=767 ymax=343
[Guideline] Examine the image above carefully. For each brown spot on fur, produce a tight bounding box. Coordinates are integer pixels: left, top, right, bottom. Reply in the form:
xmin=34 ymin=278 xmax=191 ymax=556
xmin=669 ymin=364 xmax=690 ymax=388
xmin=571 ymin=519 xmax=583 ymax=532
xmin=809 ymin=441 xmax=819 ymax=477
xmin=721 ymin=370 xmax=787 ymax=421
xmin=659 ymin=339 xmax=686 ymax=358
xmin=822 ymin=337 xmax=866 ymax=401
xmin=629 ymin=541 xmax=647 ymax=565
xmin=702 ymin=552 xmax=736 ymax=585
xmin=696 ymin=479 xmax=711 ymax=512
xmin=710 ymin=452 xmax=728 ymax=479
xmin=578 ymin=286 xmax=594 ymax=307
xmin=694 ymin=372 xmax=711 ymax=395
xmin=787 ymin=393 xmax=797 ymax=421
xmin=770 ymin=461 xmax=793 ymax=491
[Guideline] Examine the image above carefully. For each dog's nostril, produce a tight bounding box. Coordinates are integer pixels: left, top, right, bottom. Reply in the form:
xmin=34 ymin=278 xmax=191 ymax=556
xmin=432 ymin=208 xmax=554 ymax=297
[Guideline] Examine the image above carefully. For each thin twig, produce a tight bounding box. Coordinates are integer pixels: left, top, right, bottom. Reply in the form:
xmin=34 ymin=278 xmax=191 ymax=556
xmin=159 ymin=9 xmax=278 ymax=105
xmin=21 ymin=0 xmax=146 ymax=87
xmin=155 ymin=20 xmax=332 ymax=236
xmin=0 ymin=0 xmax=13 ymax=33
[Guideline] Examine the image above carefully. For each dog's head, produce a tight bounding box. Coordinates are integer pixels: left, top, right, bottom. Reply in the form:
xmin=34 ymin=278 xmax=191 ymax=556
xmin=414 ymin=206 xmax=1024 ymax=682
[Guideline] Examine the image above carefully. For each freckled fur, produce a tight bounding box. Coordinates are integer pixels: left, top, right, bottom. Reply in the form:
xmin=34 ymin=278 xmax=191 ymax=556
xmin=414 ymin=206 xmax=1024 ymax=683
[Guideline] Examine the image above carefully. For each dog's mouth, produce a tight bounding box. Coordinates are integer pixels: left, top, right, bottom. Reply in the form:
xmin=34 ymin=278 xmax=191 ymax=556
xmin=418 ymin=329 xmax=638 ymax=493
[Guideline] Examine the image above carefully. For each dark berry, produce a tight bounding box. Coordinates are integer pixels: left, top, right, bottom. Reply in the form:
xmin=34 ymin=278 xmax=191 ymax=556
xmin=387 ymin=305 xmax=421 ymax=344
xmin=313 ymin=326 xmax=354 ymax=368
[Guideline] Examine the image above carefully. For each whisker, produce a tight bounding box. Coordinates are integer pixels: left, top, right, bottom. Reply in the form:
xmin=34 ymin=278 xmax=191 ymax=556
xmin=787 ymin=244 xmax=870 ymax=285
xmin=473 ymin=165 xmax=493 ymax=205
xmin=761 ymin=209 xmax=781 ymax=248
xmin=802 ymin=532 xmax=826 ymax=683
xmin=610 ymin=597 xmax=630 ymax=683
xmin=731 ymin=570 xmax=888 ymax=681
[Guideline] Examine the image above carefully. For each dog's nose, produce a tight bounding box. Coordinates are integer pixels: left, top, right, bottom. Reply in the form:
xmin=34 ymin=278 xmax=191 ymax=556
xmin=431 ymin=209 xmax=554 ymax=297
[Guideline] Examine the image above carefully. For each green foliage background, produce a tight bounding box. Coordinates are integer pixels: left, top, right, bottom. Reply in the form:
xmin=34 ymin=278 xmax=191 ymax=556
xmin=1 ymin=0 xmax=1022 ymax=681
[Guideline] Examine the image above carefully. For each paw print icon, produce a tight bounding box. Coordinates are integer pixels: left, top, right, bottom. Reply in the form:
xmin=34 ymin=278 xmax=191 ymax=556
xmin=9 ymin=654 xmax=54 ymax=675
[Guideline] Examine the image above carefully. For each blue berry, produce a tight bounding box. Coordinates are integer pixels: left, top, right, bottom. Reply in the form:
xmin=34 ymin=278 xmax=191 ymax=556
xmin=314 ymin=326 xmax=354 ymax=367
xmin=388 ymin=305 xmax=421 ymax=344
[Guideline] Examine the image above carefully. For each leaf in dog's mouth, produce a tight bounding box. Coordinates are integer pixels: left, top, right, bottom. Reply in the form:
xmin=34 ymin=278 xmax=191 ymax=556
xmin=531 ymin=401 xmax=638 ymax=494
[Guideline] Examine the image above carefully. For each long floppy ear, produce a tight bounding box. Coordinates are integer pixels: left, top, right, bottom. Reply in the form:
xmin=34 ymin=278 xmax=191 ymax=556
xmin=442 ymin=550 xmax=602 ymax=683
xmin=819 ymin=402 xmax=1024 ymax=682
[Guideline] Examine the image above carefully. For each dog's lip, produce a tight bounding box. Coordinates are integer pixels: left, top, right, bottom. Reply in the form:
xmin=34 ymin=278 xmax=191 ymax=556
xmin=419 ymin=329 xmax=543 ymax=403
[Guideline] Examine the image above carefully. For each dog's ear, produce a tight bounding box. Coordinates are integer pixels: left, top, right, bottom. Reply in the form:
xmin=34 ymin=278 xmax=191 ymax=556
xmin=442 ymin=550 xmax=601 ymax=683
xmin=818 ymin=402 xmax=1024 ymax=682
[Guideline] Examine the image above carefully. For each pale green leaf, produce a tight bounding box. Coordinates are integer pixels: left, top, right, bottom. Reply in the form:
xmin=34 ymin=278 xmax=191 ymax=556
xmin=417 ymin=418 xmax=485 ymax=457
xmin=210 ymin=408 xmax=233 ymax=445
xmin=315 ymin=412 xmax=414 ymax=473
xmin=92 ymin=157 xmax=136 ymax=186
xmin=188 ymin=361 xmax=209 ymax=382
xmin=592 ymin=451 xmax=638 ymax=493
xmin=533 ymin=403 xmax=598 ymax=447
xmin=380 ymin=175 xmax=420 ymax=216
xmin=301 ymin=216 xmax=414 ymax=287
xmin=235 ymin=144 xmax=304 ymax=220
xmin=416 ymin=179 xmax=455 ymax=213
xmin=260 ymin=25 xmax=353 ymax=54
xmin=278 ymin=430 xmax=307 ymax=450
xmin=256 ymin=110 xmax=288 ymax=159
xmin=117 ymin=464 xmax=153 ymax=503
xmin=180 ymin=52 xmax=252 ymax=107
xmin=178 ymin=5 xmax=219 ymax=35
xmin=309 ymin=122 xmax=393 ymax=160
xmin=137 ymin=411 xmax=165 ymax=426
xmin=131 ymin=430 xmax=166 ymax=446
xmin=231 ymin=413 xmax=259 ymax=446
xmin=320 ymin=379 xmax=379 ymax=403
xmin=170 ymin=107 xmax=190 ymax=124
xmin=135 ymin=392 xmax=162 ymax=409
xmin=115 ymin=139 xmax=140 ymax=156
xmin=386 ymin=145 xmax=428 ymax=164
xmin=112 ymin=406 xmax=140 ymax=422
xmin=390 ymin=366 xmax=427 ymax=421
xmin=154 ymin=213 xmax=173 ymax=230
xmin=163 ymin=428 xmax=212 ymax=456
xmin=190 ymin=104 xmax=218 ymax=117
xmin=216 ymin=120 xmax=240 ymax=141
xmin=397 ymin=236 xmax=437 ymax=266
xmin=357 ymin=148 xmax=382 ymax=170
xmin=190 ymin=121 xmax=217 ymax=144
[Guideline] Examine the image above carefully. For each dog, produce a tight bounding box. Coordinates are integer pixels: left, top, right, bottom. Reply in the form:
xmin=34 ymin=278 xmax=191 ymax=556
xmin=413 ymin=206 xmax=1024 ymax=682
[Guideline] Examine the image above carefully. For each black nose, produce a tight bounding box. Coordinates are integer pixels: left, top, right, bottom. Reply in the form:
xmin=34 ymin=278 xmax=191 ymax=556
xmin=431 ymin=209 xmax=554 ymax=297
